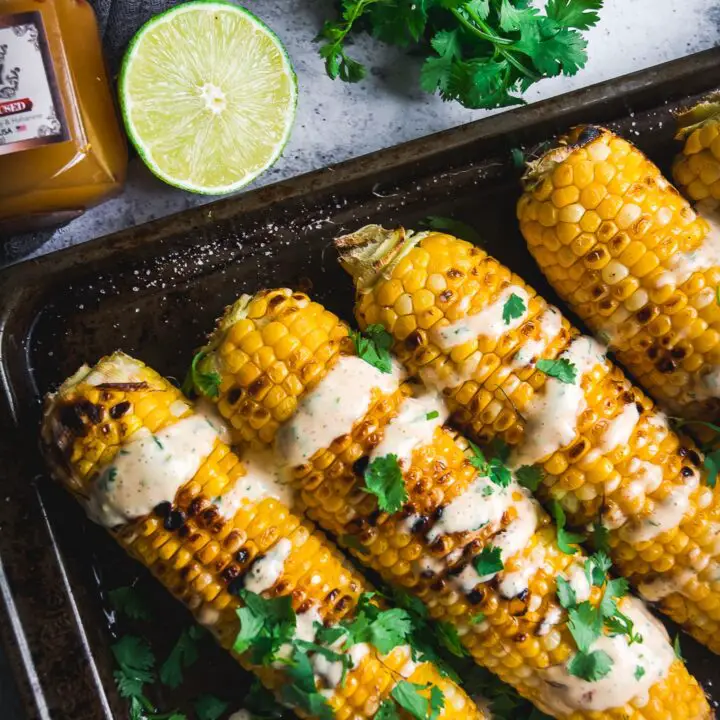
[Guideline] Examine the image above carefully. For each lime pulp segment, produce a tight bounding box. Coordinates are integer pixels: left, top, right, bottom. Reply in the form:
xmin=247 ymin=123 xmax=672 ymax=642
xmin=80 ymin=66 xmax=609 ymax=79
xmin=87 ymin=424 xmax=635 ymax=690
xmin=120 ymin=1 xmax=297 ymax=195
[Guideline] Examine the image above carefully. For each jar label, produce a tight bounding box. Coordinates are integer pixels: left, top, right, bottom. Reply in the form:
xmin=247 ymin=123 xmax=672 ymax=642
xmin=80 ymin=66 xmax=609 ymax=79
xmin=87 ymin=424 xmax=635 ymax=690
xmin=0 ymin=12 xmax=69 ymax=156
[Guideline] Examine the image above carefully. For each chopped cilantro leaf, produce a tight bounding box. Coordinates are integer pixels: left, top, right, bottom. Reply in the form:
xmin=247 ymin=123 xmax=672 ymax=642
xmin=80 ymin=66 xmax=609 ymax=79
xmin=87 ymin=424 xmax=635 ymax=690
xmin=108 ymin=586 xmax=151 ymax=621
xmin=487 ymin=457 xmax=512 ymax=488
xmin=536 ymin=358 xmax=577 ymax=383
xmin=515 ymin=465 xmax=543 ymax=492
xmin=390 ymin=588 xmax=428 ymax=620
xmin=194 ymin=694 xmax=228 ymax=720
xmin=635 ymin=664 xmax=645 ymax=680
xmin=473 ymin=545 xmax=504 ymax=577
xmin=502 ymin=293 xmax=526 ymax=325
xmin=716 ymin=284 xmax=720 ymax=306
xmin=364 ymin=454 xmax=408 ymax=513
xmin=392 ymin=681 xmax=441 ymax=720
xmin=605 ymin=610 xmax=642 ymax=645
xmin=350 ymin=324 xmax=393 ymax=374
xmin=112 ymin=635 xmax=155 ymax=699
xmin=233 ymin=591 xmax=296 ymax=664
xmin=567 ymin=649 xmax=613 ymax=681
xmin=183 ymin=351 xmax=221 ymax=399
xmin=436 ymin=621 xmax=467 ymax=658
xmin=426 ymin=410 xmax=440 ymax=420
xmin=342 ymin=594 xmax=413 ymax=654
xmin=704 ymin=449 xmax=720 ymax=488
xmin=467 ymin=440 xmax=487 ymax=471
xmin=470 ymin=612 xmax=486 ymax=624
xmin=555 ymin=577 xmax=577 ymax=609
xmin=674 ymin=634 xmax=684 ymax=662
xmin=591 ymin=521 xmax=611 ymax=555
xmin=160 ymin=627 xmax=200 ymax=688
xmin=341 ymin=533 xmax=370 ymax=555
xmin=567 ymin=602 xmax=602 ymax=653
xmin=584 ymin=551 xmax=611 ymax=587
xmin=376 ymin=700 xmax=400 ymax=720
xmin=491 ymin=438 xmax=511 ymax=463
xmin=511 ymin=147 xmax=525 ymax=168
xmin=429 ymin=686 xmax=445 ymax=720
xmin=549 ymin=500 xmax=586 ymax=555
xmin=283 ymin=646 xmax=334 ymax=720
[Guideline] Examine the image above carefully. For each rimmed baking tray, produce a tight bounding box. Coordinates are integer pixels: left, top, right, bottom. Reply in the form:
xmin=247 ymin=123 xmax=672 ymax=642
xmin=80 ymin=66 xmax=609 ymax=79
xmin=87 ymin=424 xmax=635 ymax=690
xmin=2 ymin=47 xmax=720 ymax=719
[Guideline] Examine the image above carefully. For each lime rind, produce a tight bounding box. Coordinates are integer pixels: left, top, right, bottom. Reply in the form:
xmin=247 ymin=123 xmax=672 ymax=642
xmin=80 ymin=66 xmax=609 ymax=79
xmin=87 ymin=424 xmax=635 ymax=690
xmin=119 ymin=1 xmax=297 ymax=195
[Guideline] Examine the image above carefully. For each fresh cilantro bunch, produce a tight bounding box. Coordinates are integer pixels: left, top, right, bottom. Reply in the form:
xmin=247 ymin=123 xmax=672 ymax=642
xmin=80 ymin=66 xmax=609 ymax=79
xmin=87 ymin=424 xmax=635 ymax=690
xmin=317 ymin=0 xmax=604 ymax=109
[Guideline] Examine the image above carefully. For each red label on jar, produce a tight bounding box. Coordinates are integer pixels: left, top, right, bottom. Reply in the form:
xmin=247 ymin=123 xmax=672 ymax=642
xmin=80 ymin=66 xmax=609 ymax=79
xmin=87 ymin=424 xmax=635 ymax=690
xmin=0 ymin=12 xmax=69 ymax=156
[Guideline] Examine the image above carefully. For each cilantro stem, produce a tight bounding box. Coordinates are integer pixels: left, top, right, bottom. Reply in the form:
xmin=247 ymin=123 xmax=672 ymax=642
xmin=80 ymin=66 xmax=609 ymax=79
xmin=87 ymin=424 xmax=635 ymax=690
xmin=451 ymin=8 xmax=542 ymax=83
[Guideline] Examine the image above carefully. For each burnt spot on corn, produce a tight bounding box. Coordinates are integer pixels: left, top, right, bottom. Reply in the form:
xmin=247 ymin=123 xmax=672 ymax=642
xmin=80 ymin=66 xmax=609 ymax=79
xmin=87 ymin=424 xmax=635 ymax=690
xmin=188 ymin=496 xmax=208 ymax=517
xmin=681 ymin=466 xmax=696 ymax=478
xmin=367 ymin=509 xmax=382 ymax=526
xmin=269 ymin=294 xmax=287 ymax=310
xmin=235 ymin=548 xmax=250 ymax=564
xmin=109 ymin=401 xmax=131 ymax=419
xmin=248 ymin=376 xmax=270 ymax=398
xmin=572 ymin=125 xmax=603 ymax=149
xmin=621 ymin=391 xmax=635 ymax=405
xmin=164 ymin=510 xmax=187 ymax=531
xmin=467 ymin=589 xmax=484 ymax=605
xmin=439 ymin=290 xmax=454 ymax=303
xmin=154 ymin=501 xmax=172 ymax=518
xmin=568 ymin=438 xmax=588 ymax=461
xmin=95 ymin=382 xmax=149 ymax=392
xmin=58 ymin=403 xmax=90 ymax=435
xmin=636 ymin=306 xmax=654 ymax=324
xmin=412 ymin=516 xmax=430 ymax=534
xmin=177 ymin=525 xmax=190 ymax=538
xmin=656 ymin=357 xmax=676 ymax=374
xmin=688 ymin=450 xmax=702 ymax=467
xmin=671 ymin=346 xmax=688 ymax=359
xmin=404 ymin=330 xmax=425 ymax=350
xmin=227 ymin=387 xmax=242 ymax=405
xmin=335 ymin=595 xmax=351 ymax=614
xmin=325 ymin=589 xmax=339 ymax=604
xmin=447 ymin=268 xmax=464 ymax=279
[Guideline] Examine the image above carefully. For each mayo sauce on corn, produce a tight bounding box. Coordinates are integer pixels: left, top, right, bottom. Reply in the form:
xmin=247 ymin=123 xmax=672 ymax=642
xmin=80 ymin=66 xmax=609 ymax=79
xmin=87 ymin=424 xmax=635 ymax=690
xmin=653 ymin=201 xmax=720 ymax=289
xmin=620 ymin=470 xmax=698 ymax=543
xmin=510 ymin=336 xmax=607 ymax=468
xmin=434 ymin=286 xmax=530 ymax=350
xmin=313 ymin=642 xmax=370 ymax=693
xmin=88 ymin=414 xmax=218 ymax=527
xmin=596 ymin=402 xmax=640 ymax=454
xmin=244 ymin=538 xmax=292 ymax=594
xmin=216 ymin=449 xmax=293 ymax=519
xmin=638 ymin=568 xmax=695 ymax=602
xmin=276 ymin=355 xmax=402 ymax=467
xmin=509 ymin=306 xmax=563 ymax=369
xmin=370 ymin=390 xmax=448 ymax=469
xmin=539 ymin=597 xmax=673 ymax=713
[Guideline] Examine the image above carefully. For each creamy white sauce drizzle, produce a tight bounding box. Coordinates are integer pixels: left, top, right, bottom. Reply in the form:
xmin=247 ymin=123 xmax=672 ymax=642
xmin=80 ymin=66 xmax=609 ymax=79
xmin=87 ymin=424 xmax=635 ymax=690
xmin=510 ymin=306 xmax=563 ymax=369
xmin=244 ymin=538 xmax=292 ymax=594
xmin=596 ymin=402 xmax=640 ymax=454
xmin=603 ymin=459 xmax=665 ymax=529
xmin=217 ymin=449 xmax=293 ymax=519
xmin=83 ymin=354 xmax=146 ymax=386
xmin=195 ymin=397 xmax=232 ymax=444
xmin=498 ymin=543 xmax=548 ymax=599
xmin=313 ymin=643 xmax=370 ymax=693
xmin=566 ymin=563 xmax=591 ymax=603
xmin=510 ymin=336 xmax=607 ymax=468
xmin=87 ymin=415 xmax=218 ymax=527
xmin=370 ymin=390 xmax=448 ymax=469
xmin=275 ymin=355 xmax=402 ymax=467
xmin=620 ymin=471 xmax=698 ymax=543
xmin=638 ymin=568 xmax=695 ymax=602
xmin=537 ymin=605 xmax=563 ymax=636
xmin=685 ymin=364 xmax=720 ymax=403
xmin=434 ymin=286 xmax=530 ymax=350
xmin=654 ymin=201 xmax=720 ymax=288
xmin=539 ymin=597 xmax=673 ymax=713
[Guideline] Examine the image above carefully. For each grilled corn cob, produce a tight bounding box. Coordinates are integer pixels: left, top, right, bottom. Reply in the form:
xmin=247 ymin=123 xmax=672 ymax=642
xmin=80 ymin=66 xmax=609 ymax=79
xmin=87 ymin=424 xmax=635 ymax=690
xmin=517 ymin=125 xmax=720 ymax=420
xmin=674 ymin=93 xmax=720 ymax=205
xmin=41 ymin=352 xmax=482 ymax=720
xmin=336 ymin=225 xmax=720 ymax=659
xmin=192 ymin=289 xmax=709 ymax=719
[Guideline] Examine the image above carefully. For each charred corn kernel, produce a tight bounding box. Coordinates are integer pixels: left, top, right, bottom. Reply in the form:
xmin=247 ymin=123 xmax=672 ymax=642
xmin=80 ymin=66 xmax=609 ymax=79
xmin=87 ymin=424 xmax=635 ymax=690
xmin=675 ymin=93 xmax=720 ymax=205
xmin=197 ymin=291 xmax=709 ymax=719
xmin=518 ymin=125 xmax=720 ymax=422
xmin=336 ymin=225 xmax=720 ymax=663
xmin=41 ymin=352 xmax=481 ymax=720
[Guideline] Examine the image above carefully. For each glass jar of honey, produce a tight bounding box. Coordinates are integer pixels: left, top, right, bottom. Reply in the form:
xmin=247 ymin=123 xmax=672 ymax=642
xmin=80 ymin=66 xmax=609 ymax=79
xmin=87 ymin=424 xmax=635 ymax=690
xmin=0 ymin=0 xmax=127 ymax=235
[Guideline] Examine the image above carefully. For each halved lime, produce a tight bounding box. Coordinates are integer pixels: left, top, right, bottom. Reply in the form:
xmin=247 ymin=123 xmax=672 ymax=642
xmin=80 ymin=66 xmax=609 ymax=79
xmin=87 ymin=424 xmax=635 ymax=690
xmin=119 ymin=1 xmax=297 ymax=195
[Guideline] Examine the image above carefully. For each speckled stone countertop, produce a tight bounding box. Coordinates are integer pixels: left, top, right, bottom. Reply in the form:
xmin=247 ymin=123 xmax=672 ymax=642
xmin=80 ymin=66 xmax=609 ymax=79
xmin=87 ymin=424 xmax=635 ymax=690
xmin=1 ymin=0 xmax=719 ymax=716
xmin=2 ymin=0 xmax=720 ymax=267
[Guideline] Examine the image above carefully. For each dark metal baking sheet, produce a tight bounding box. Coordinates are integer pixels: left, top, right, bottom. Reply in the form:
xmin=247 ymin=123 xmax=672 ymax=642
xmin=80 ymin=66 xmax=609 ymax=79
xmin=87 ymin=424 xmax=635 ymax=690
xmin=2 ymin=47 xmax=720 ymax=719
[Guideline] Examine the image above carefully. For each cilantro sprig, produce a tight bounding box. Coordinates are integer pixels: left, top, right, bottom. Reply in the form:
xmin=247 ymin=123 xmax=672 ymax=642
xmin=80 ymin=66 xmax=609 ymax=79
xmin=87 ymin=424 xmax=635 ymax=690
xmin=182 ymin=350 xmax=221 ymax=398
xmin=473 ymin=545 xmax=504 ymax=576
xmin=317 ymin=0 xmax=604 ymax=109
xmin=467 ymin=441 xmax=511 ymax=488
xmin=555 ymin=551 xmax=640 ymax=681
xmin=364 ymin=454 xmax=408 ymax=513
xmin=350 ymin=324 xmax=394 ymax=374
xmin=160 ymin=626 xmax=204 ymax=688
